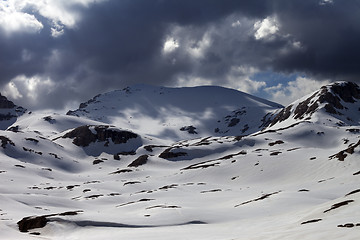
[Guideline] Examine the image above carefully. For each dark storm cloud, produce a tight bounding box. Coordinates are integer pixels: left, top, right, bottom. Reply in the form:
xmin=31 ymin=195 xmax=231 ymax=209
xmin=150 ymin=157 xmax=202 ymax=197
xmin=0 ymin=0 xmax=360 ymax=110
xmin=271 ymin=0 xmax=360 ymax=80
xmin=64 ymin=0 xmax=271 ymax=83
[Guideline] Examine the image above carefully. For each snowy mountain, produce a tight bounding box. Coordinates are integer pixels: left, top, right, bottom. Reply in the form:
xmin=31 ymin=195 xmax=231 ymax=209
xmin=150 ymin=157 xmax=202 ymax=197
xmin=67 ymin=85 xmax=283 ymax=141
xmin=265 ymin=81 xmax=360 ymax=129
xmin=0 ymin=93 xmax=26 ymax=130
xmin=0 ymin=82 xmax=359 ymax=240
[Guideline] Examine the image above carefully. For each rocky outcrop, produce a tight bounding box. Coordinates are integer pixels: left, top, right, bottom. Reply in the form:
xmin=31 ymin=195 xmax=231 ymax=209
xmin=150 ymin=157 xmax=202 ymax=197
xmin=18 ymin=216 xmax=47 ymax=233
xmin=159 ymin=147 xmax=187 ymax=159
xmin=0 ymin=93 xmax=26 ymax=129
xmin=329 ymin=139 xmax=360 ymax=161
xmin=128 ymin=155 xmax=148 ymax=167
xmin=267 ymin=82 xmax=360 ymax=127
xmin=180 ymin=126 xmax=197 ymax=134
xmin=18 ymin=211 xmax=82 ymax=233
xmin=0 ymin=136 xmax=15 ymax=148
xmin=0 ymin=94 xmax=16 ymax=109
xmin=62 ymin=125 xmax=138 ymax=147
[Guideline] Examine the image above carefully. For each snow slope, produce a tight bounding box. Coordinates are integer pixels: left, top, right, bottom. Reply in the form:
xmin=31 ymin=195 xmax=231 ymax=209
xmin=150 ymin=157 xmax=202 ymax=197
xmin=67 ymin=85 xmax=283 ymax=142
xmin=0 ymin=82 xmax=359 ymax=240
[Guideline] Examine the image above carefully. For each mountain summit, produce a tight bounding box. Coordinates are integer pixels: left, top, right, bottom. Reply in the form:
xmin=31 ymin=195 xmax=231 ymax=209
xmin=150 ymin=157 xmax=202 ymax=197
xmin=67 ymin=85 xmax=283 ymax=141
xmin=266 ymin=81 xmax=360 ymax=129
xmin=0 ymin=93 xmax=26 ymax=130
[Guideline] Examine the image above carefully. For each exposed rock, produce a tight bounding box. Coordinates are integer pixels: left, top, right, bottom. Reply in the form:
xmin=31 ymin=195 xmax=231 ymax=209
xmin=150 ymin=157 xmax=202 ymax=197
xmin=17 ymin=211 xmax=82 ymax=233
xmin=330 ymin=82 xmax=360 ymax=103
xmin=143 ymin=145 xmax=168 ymax=152
xmin=0 ymin=136 xmax=15 ymax=148
xmin=269 ymin=105 xmax=292 ymax=126
xmin=93 ymin=159 xmax=104 ymax=165
xmin=268 ymin=82 xmax=360 ymax=127
xmin=113 ymin=154 xmax=121 ymax=160
xmin=128 ymin=155 xmax=148 ymax=167
xmin=218 ymin=150 xmax=247 ymax=160
xmin=23 ymin=147 xmax=42 ymax=155
xmin=0 ymin=93 xmax=26 ymax=129
xmin=180 ymin=126 xmax=197 ymax=134
xmin=85 ymin=194 xmax=103 ymax=199
xmin=113 ymin=151 xmax=136 ymax=160
xmin=241 ymin=124 xmax=249 ymax=133
xmin=301 ymin=219 xmax=322 ymax=225
xmin=345 ymin=189 xmax=360 ymax=197
xmin=117 ymin=151 xmax=136 ymax=155
xmin=235 ymin=191 xmax=281 ymax=207
xmin=146 ymin=205 xmax=181 ymax=210
xmin=62 ymin=125 xmax=138 ymax=147
xmin=7 ymin=126 xmax=20 ymax=132
xmin=69 ymin=94 xmax=101 ymax=113
xmin=18 ymin=216 xmax=48 ymax=233
xmin=0 ymin=113 xmax=16 ymax=121
xmin=337 ymin=223 xmax=355 ymax=228
xmin=228 ymin=118 xmax=240 ymax=127
xmin=346 ymin=128 xmax=360 ymax=133
xmin=123 ymin=181 xmax=141 ymax=186
xmin=43 ymin=116 xmax=56 ymax=124
xmin=159 ymin=184 xmax=178 ymax=190
xmin=317 ymin=82 xmax=360 ymax=113
xmin=270 ymin=151 xmax=282 ymax=156
xmin=201 ymin=189 xmax=222 ymax=193
xmin=49 ymin=153 xmax=61 ymax=159
xmin=159 ymin=147 xmax=187 ymax=159
xmin=0 ymin=94 xmax=15 ymax=109
xmin=324 ymin=200 xmax=354 ymax=213
xmin=269 ymin=140 xmax=284 ymax=146
xmin=66 ymin=185 xmax=80 ymax=190
xmin=182 ymin=162 xmax=220 ymax=170
xmin=110 ymin=169 xmax=133 ymax=174
xmin=63 ymin=126 xmax=96 ymax=146
xmin=25 ymin=138 xmax=39 ymax=143
xmin=298 ymin=189 xmax=310 ymax=192
xmin=319 ymin=90 xmax=343 ymax=110
xmin=329 ymin=140 xmax=360 ymax=161
xmin=293 ymin=93 xmax=318 ymax=119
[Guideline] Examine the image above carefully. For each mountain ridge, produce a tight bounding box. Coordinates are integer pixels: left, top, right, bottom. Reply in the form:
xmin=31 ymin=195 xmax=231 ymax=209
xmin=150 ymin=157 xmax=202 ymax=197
xmin=66 ymin=84 xmax=283 ymax=141
xmin=0 ymin=93 xmax=26 ymax=130
xmin=0 ymin=81 xmax=359 ymax=239
xmin=264 ymin=81 xmax=360 ymax=130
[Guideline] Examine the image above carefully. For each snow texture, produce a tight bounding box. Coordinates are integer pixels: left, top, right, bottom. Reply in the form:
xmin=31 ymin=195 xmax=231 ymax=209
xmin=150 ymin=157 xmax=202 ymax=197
xmin=0 ymin=83 xmax=359 ymax=239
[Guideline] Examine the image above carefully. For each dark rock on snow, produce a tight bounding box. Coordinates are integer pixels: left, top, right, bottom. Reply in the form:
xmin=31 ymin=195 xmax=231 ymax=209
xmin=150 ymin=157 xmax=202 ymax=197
xmin=63 ymin=125 xmax=138 ymax=147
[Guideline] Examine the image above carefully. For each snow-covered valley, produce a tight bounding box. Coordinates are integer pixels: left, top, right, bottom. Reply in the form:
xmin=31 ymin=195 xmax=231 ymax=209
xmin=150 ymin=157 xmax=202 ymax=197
xmin=0 ymin=82 xmax=359 ymax=239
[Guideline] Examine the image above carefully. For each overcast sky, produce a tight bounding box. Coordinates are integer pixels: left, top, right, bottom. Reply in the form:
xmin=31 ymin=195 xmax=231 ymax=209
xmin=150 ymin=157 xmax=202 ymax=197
xmin=1 ymin=0 xmax=360 ymax=110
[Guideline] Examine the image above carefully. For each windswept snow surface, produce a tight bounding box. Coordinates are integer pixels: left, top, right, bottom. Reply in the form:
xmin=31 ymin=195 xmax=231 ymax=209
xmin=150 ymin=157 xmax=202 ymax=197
xmin=0 ymin=83 xmax=360 ymax=239
xmin=67 ymin=85 xmax=283 ymax=142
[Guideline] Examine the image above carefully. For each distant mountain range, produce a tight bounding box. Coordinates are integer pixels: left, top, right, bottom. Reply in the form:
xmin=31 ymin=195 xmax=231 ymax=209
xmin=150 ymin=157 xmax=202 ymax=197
xmin=0 ymin=82 xmax=359 ymax=240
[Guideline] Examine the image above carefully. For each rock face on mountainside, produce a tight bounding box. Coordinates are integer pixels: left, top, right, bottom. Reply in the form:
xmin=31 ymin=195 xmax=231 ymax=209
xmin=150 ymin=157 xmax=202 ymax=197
xmin=60 ymin=125 xmax=142 ymax=156
xmin=267 ymin=82 xmax=360 ymax=128
xmin=0 ymin=93 xmax=26 ymax=130
xmin=62 ymin=125 xmax=138 ymax=147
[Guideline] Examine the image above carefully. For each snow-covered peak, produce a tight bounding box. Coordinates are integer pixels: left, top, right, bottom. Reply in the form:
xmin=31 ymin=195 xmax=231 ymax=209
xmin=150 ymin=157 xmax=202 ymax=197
xmin=67 ymin=85 xmax=283 ymax=141
xmin=0 ymin=93 xmax=26 ymax=130
xmin=1 ymin=83 xmax=360 ymax=239
xmin=266 ymin=81 xmax=360 ymax=129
